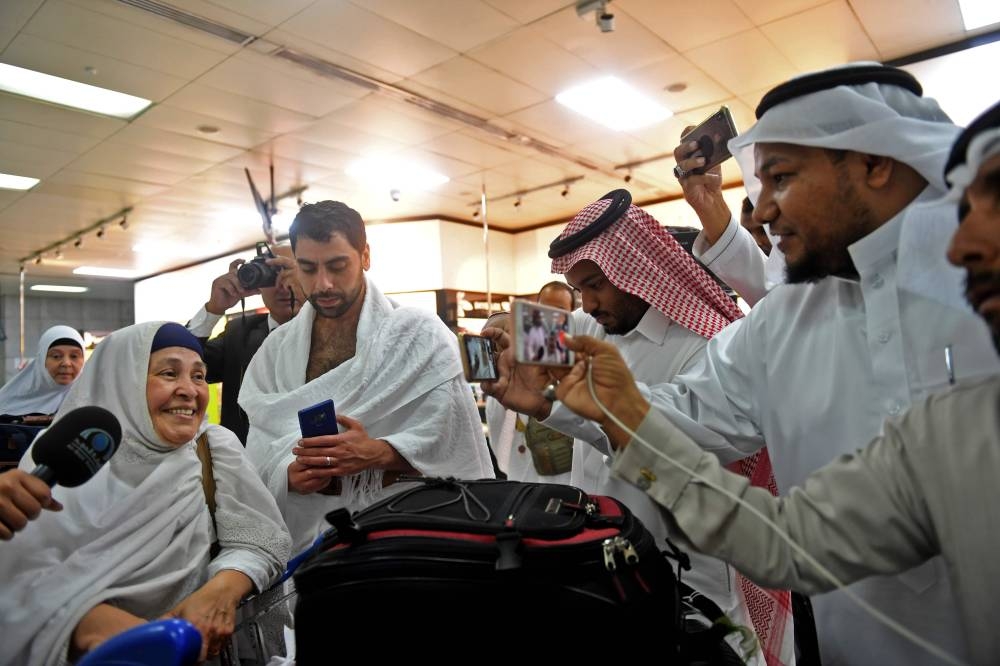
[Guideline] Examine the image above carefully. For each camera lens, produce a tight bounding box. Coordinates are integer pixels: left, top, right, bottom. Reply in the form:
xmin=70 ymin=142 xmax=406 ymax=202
xmin=237 ymin=260 xmax=278 ymax=289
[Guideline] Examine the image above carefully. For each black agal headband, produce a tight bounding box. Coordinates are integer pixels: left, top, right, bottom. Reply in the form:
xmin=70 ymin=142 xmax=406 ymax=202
xmin=944 ymin=101 xmax=1000 ymax=181
xmin=755 ymin=64 xmax=923 ymax=119
xmin=548 ymin=189 xmax=632 ymax=259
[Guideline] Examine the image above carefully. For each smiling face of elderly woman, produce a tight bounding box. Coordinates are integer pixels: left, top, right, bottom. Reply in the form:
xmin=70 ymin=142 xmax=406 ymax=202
xmin=146 ymin=346 xmax=209 ymax=447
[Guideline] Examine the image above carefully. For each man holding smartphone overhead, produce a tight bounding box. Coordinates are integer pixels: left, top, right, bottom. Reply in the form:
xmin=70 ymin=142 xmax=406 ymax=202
xmin=240 ymin=201 xmax=494 ymax=552
xmin=484 ymin=190 xmax=791 ymax=665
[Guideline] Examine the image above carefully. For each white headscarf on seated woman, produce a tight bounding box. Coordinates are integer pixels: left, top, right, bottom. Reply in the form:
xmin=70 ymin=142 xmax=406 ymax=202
xmin=0 ymin=321 xmax=291 ymax=666
xmin=0 ymin=324 xmax=85 ymax=417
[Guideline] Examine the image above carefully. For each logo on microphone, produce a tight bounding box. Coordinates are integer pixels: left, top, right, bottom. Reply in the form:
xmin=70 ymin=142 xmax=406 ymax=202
xmin=70 ymin=427 xmax=117 ymax=472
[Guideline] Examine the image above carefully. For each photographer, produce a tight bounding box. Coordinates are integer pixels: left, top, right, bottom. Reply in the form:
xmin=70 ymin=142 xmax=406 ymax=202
xmin=187 ymin=242 xmax=303 ymax=444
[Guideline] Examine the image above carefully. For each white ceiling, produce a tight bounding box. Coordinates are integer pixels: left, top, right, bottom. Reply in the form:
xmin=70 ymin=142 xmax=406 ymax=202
xmin=0 ymin=0 xmax=994 ymax=282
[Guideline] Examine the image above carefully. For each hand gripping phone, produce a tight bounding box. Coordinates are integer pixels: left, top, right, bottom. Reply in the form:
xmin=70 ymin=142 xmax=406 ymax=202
xmin=298 ymin=399 xmax=339 ymax=438
xmin=458 ymin=333 xmax=500 ymax=381
xmin=680 ymin=105 xmax=739 ymax=174
xmin=511 ymin=299 xmax=575 ymax=367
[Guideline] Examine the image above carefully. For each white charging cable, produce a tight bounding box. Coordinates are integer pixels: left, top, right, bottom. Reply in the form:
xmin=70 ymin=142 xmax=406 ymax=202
xmin=583 ymin=361 xmax=967 ymax=666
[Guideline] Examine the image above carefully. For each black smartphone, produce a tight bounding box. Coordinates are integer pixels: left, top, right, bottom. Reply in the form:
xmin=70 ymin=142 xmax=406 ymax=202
xmin=298 ymin=399 xmax=339 ymax=438
xmin=458 ymin=333 xmax=499 ymax=381
xmin=511 ymin=299 xmax=575 ymax=367
xmin=680 ymin=105 xmax=739 ymax=174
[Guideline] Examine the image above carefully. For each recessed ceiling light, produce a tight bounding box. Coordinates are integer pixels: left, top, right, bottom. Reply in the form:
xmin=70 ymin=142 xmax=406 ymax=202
xmin=31 ymin=284 xmax=88 ymax=293
xmin=346 ymin=158 xmax=449 ymax=192
xmin=0 ymin=172 xmax=40 ymax=190
xmin=73 ymin=266 xmax=140 ymax=279
xmin=666 ymin=82 xmax=688 ymax=93
xmin=0 ymin=63 xmax=152 ymax=119
xmin=197 ymin=124 xmax=220 ymax=134
xmin=557 ymin=76 xmax=672 ymax=131
xmin=959 ymin=0 xmax=1000 ymax=29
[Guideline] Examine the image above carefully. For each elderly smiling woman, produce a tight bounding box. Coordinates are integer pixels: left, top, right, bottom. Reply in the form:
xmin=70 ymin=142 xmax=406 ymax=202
xmin=0 ymin=322 xmax=291 ymax=664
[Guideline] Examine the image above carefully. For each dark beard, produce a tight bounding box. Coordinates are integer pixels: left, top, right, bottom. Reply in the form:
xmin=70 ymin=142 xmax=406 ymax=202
xmin=785 ymin=247 xmax=857 ymax=283
xmin=309 ymin=283 xmax=363 ymax=319
xmin=965 ymin=270 xmax=1000 ymax=353
xmin=600 ymin=298 xmax=650 ymax=335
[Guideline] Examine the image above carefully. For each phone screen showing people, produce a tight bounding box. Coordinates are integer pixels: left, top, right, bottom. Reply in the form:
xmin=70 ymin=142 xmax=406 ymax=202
xmin=459 ymin=334 xmax=499 ymax=381
xmin=298 ymin=399 xmax=339 ymax=438
xmin=512 ymin=300 xmax=575 ymax=367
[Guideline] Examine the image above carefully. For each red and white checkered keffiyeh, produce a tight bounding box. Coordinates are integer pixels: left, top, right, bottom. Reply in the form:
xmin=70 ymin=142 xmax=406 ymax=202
xmin=552 ymin=197 xmax=793 ymax=666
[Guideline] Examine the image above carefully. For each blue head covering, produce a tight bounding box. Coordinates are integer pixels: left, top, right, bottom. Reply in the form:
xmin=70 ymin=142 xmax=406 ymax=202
xmin=150 ymin=322 xmax=204 ymax=359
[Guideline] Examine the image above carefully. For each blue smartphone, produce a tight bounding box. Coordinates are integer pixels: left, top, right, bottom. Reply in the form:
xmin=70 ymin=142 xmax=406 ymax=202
xmin=298 ymin=399 xmax=339 ymax=438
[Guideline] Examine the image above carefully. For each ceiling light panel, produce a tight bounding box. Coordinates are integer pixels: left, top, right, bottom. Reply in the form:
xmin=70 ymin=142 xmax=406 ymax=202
xmin=959 ymin=0 xmax=1000 ymax=30
xmin=73 ymin=266 xmax=140 ymax=278
xmin=0 ymin=172 xmax=40 ymax=190
xmin=31 ymin=284 xmax=88 ymax=293
xmin=555 ymin=76 xmax=672 ymax=131
xmin=0 ymin=63 xmax=152 ymax=119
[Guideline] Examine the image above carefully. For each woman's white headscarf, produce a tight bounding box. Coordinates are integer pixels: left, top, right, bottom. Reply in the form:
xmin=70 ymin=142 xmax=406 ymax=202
xmin=0 ymin=321 xmax=290 ymax=666
xmin=0 ymin=324 xmax=84 ymax=416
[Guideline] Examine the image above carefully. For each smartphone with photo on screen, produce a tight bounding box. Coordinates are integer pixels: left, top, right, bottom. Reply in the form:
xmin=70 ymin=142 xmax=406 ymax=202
xmin=298 ymin=399 xmax=339 ymax=438
xmin=457 ymin=333 xmax=499 ymax=382
xmin=680 ymin=105 xmax=739 ymax=174
xmin=511 ymin=299 xmax=575 ymax=367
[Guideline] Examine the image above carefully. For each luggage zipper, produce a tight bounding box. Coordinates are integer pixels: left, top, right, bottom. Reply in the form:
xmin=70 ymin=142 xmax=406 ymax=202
xmin=603 ymin=536 xmax=648 ymax=602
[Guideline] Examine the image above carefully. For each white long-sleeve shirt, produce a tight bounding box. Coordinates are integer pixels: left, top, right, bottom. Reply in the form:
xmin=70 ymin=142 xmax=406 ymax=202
xmin=643 ymin=197 xmax=1000 ymax=665
xmin=693 ymin=216 xmax=772 ymax=306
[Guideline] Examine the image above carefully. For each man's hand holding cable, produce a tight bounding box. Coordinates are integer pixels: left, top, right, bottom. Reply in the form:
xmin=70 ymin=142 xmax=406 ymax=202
xmin=554 ymin=335 xmax=650 ymax=451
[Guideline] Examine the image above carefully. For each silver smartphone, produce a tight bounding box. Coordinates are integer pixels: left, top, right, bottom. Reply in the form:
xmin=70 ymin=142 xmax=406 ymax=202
xmin=680 ymin=105 xmax=739 ymax=174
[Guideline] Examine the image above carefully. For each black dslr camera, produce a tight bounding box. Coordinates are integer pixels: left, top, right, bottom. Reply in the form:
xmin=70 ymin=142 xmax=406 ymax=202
xmin=237 ymin=242 xmax=280 ymax=290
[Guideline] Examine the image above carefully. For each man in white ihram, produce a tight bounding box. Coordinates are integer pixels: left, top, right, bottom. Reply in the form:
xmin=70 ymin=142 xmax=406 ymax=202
xmin=240 ymin=200 xmax=494 ymax=552
xmin=645 ymin=63 xmax=999 ymax=664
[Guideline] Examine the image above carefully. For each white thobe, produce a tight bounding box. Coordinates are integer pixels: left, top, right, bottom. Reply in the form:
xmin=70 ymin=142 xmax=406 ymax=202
xmin=645 ymin=197 xmax=999 ymax=665
xmin=693 ymin=216 xmax=771 ymax=307
xmin=542 ymin=307 xmax=752 ymax=622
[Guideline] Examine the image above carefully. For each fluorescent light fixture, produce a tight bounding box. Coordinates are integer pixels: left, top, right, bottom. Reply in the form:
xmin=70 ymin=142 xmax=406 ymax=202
xmin=73 ymin=266 xmax=140 ymax=279
xmin=346 ymin=158 xmax=449 ymax=191
xmin=556 ymin=76 xmax=672 ymax=131
xmin=959 ymin=0 xmax=1000 ymax=30
xmin=0 ymin=63 xmax=152 ymax=119
xmin=0 ymin=172 xmax=40 ymax=190
xmin=30 ymin=284 xmax=88 ymax=293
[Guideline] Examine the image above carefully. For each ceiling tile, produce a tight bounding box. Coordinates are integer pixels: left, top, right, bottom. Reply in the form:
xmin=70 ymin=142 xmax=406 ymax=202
xmin=618 ymin=0 xmax=753 ymax=51
xmin=358 ymin=0 xmax=518 ymax=52
xmin=685 ymin=29 xmax=799 ymax=95
xmin=762 ymin=1 xmax=880 ymax=71
xmin=109 ymin=125 xmax=245 ymax=163
xmin=235 ymin=153 xmax=334 ymax=189
xmin=850 ymin=0 xmax=966 ymax=59
xmin=625 ymin=53 xmax=732 ymax=114
xmin=418 ymin=131 xmax=523 ymax=169
xmin=196 ymin=51 xmax=368 ymax=116
xmin=0 ymin=139 xmax=79 ymax=179
xmin=731 ymin=0 xmax=829 ymax=25
xmin=46 ymin=170 xmax=170 ymax=198
xmin=261 ymin=28 xmax=406 ymax=85
xmin=258 ymin=136 xmax=356 ymax=171
xmin=482 ymin=0 xmax=572 ymax=24
xmin=534 ymin=6 xmax=676 ymax=73
xmin=321 ymin=96 xmax=456 ymax=145
xmin=503 ymin=99 xmax=619 ymax=148
xmin=0 ymin=0 xmax=45 ymax=52
xmin=0 ymin=92 xmax=126 ymax=139
xmin=408 ymin=56 xmax=547 ymax=116
xmin=25 ymin=0 xmax=232 ymax=79
xmin=567 ymin=133 xmax=661 ymax=171
xmin=199 ymin=0 xmax=316 ymax=28
xmin=289 ymin=117 xmax=408 ymax=157
xmin=0 ymin=119 xmax=103 ymax=155
xmin=166 ymin=83 xmax=318 ymax=134
xmin=279 ymin=1 xmax=456 ymax=78
xmin=467 ymin=26 xmax=600 ymax=96
xmin=134 ymin=105 xmax=276 ymax=150
xmin=395 ymin=79 xmax=495 ymax=121
xmin=3 ymin=32 xmax=188 ymax=102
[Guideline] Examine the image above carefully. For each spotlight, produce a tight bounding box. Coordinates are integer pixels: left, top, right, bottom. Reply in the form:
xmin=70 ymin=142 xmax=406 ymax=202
xmin=96 ymin=225 xmax=106 ymax=239
xmin=34 ymin=255 xmax=42 ymax=265
xmin=513 ymin=196 xmax=522 ymax=209
xmin=624 ymin=170 xmax=633 ymax=183
xmin=390 ymin=188 xmax=401 ymax=202
xmin=576 ymin=0 xmax=614 ymax=33
xmin=55 ymin=246 xmax=64 ymax=260
xmin=74 ymin=236 xmax=83 ymax=249
xmin=472 ymin=209 xmax=480 ymax=219
xmin=118 ymin=215 xmax=129 ymax=230
xmin=561 ymin=184 xmax=570 ymax=198
xmin=596 ymin=11 xmax=615 ymax=33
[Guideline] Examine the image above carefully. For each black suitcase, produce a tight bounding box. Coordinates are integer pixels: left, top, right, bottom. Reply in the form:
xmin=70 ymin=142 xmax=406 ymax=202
xmin=294 ymin=477 xmax=688 ymax=658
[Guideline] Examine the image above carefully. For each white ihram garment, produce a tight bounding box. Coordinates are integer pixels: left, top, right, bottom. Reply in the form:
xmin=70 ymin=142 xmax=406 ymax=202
xmin=240 ymin=277 xmax=495 ymax=552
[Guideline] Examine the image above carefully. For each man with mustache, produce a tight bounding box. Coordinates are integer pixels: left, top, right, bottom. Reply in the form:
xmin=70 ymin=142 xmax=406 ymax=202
xmin=553 ymin=98 xmax=1000 ymax=665
xmin=239 ymin=200 xmax=494 ymax=552
xmin=188 ymin=242 xmax=304 ymax=444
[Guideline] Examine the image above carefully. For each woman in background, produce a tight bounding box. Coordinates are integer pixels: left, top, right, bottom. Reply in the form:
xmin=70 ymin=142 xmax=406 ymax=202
xmin=0 ymin=324 xmax=85 ymax=419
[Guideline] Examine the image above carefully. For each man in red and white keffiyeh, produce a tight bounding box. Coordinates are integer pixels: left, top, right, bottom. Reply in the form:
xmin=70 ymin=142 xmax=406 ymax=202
xmin=548 ymin=190 xmax=794 ymax=666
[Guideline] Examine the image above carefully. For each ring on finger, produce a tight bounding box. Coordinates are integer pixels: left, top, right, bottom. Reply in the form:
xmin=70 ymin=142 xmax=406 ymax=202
xmin=673 ymin=164 xmax=688 ymax=180
xmin=542 ymin=383 xmax=558 ymax=402
xmin=326 ymin=456 xmax=332 ymax=467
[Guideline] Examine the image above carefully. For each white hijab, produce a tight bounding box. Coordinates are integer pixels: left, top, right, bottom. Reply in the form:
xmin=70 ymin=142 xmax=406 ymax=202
xmin=0 ymin=321 xmax=291 ymax=666
xmin=0 ymin=324 xmax=84 ymax=416
xmin=728 ymin=62 xmax=962 ymax=294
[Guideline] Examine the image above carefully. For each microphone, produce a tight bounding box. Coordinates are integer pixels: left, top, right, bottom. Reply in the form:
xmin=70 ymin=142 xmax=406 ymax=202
xmin=30 ymin=406 xmax=122 ymax=487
